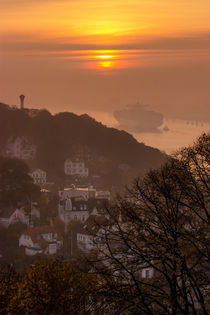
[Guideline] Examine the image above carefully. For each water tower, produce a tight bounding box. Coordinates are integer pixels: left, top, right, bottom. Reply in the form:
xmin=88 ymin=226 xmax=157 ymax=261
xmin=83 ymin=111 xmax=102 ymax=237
xmin=19 ymin=94 xmax=25 ymax=109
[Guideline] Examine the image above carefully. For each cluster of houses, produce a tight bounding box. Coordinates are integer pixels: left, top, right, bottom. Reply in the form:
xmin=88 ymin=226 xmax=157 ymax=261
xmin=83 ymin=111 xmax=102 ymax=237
xmin=29 ymin=159 xmax=89 ymax=187
xmin=19 ymin=225 xmax=63 ymax=256
xmin=56 ymin=186 xmax=153 ymax=279
xmin=0 ymin=136 xmax=153 ymax=279
xmin=0 ymin=179 xmax=153 ymax=279
xmin=58 ymin=186 xmax=110 ymax=250
xmin=0 ymin=203 xmax=62 ymax=256
xmin=0 ymin=184 xmax=111 ymax=257
xmin=2 ymin=136 xmax=90 ymax=187
xmin=0 ymin=135 xmax=102 ymax=258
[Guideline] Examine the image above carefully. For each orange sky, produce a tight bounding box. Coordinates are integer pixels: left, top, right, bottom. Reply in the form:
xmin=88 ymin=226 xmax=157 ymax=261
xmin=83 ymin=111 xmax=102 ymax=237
xmin=0 ymin=0 xmax=210 ymax=144
xmin=1 ymin=0 xmax=210 ymax=38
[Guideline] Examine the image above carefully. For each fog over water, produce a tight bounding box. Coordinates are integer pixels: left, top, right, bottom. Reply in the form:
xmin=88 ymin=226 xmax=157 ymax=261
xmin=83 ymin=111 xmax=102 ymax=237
xmin=134 ymin=119 xmax=210 ymax=154
xmin=77 ymin=110 xmax=210 ymax=154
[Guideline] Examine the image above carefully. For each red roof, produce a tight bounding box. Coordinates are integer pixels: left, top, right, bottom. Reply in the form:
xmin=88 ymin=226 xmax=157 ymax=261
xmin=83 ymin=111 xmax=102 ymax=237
xmin=23 ymin=225 xmax=63 ymax=243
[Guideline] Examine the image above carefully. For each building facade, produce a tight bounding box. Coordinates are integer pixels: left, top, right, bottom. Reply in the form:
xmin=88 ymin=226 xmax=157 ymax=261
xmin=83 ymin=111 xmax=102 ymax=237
xmin=58 ymin=198 xmax=90 ymax=230
xmin=0 ymin=207 xmax=29 ymax=228
xmin=19 ymin=225 xmax=63 ymax=256
xmin=59 ymin=185 xmax=96 ymax=199
xmin=4 ymin=136 xmax=36 ymax=160
xmin=64 ymin=159 xmax=89 ymax=177
xmin=29 ymin=169 xmax=47 ymax=186
xmin=77 ymin=215 xmax=108 ymax=253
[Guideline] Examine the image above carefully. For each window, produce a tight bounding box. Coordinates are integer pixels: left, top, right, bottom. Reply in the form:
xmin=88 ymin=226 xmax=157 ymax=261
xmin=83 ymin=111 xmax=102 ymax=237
xmin=145 ymin=269 xmax=150 ymax=279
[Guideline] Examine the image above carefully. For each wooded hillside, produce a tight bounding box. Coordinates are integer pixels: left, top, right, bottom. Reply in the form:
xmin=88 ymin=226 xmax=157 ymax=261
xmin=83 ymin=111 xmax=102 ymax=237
xmin=0 ymin=103 xmax=166 ymax=188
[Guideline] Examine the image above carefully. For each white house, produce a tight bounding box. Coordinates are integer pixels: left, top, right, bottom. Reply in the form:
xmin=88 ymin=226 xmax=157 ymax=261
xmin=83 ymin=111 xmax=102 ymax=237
xmin=77 ymin=215 xmax=109 ymax=253
xmin=58 ymin=196 xmax=109 ymax=229
xmin=0 ymin=205 xmax=40 ymax=228
xmin=141 ymin=266 xmax=154 ymax=279
xmin=77 ymin=232 xmax=95 ymax=253
xmin=29 ymin=169 xmax=47 ymax=186
xmin=64 ymin=159 xmax=89 ymax=177
xmin=19 ymin=225 xmax=63 ymax=256
xmin=0 ymin=207 xmax=29 ymax=228
xmin=58 ymin=197 xmax=90 ymax=232
xmin=4 ymin=136 xmax=36 ymax=160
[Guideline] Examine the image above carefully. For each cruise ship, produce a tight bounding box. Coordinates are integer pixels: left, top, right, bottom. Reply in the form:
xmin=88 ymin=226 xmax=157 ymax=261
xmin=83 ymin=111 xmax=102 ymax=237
xmin=114 ymin=103 xmax=164 ymax=133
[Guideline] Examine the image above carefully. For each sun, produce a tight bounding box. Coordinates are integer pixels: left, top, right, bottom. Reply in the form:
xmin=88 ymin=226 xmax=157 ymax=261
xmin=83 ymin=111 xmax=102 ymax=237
xmin=96 ymin=54 xmax=115 ymax=68
xmin=58 ymin=49 xmax=134 ymax=70
xmin=97 ymin=55 xmax=113 ymax=59
xmin=80 ymin=49 xmax=131 ymax=70
xmin=89 ymin=51 xmax=118 ymax=69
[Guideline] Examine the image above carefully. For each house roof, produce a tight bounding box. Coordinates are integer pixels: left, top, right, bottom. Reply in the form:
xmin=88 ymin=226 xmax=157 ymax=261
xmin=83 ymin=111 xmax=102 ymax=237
xmin=79 ymin=215 xmax=112 ymax=236
xmin=23 ymin=225 xmax=63 ymax=243
xmin=31 ymin=168 xmax=46 ymax=173
xmin=60 ymin=197 xmax=108 ymax=213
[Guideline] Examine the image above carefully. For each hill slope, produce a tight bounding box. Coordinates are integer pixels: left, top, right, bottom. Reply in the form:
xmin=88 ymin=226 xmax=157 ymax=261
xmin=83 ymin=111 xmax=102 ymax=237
xmin=0 ymin=103 xmax=166 ymax=189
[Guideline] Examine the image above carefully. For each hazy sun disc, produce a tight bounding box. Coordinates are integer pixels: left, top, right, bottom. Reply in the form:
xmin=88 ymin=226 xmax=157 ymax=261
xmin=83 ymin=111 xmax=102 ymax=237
xmin=91 ymin=52 xmax=117 ymax=69
xmin=97 ymin=55 xmax=114 ymax=59
xmin=83 ymin=50 xmax=133 ymax=70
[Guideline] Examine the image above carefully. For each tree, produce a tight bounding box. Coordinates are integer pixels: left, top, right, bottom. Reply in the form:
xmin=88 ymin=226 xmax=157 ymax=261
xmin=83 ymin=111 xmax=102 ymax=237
xmin=0 ymin=264 xmax=20 ymax=314
xmin=8 ymin=258 xmax=98 ymax=314
xmin=0 ymin=223 xmax=28 ymax=267
xmin=38 ymin=193 xmax=59 ymax=225
xmin=174 ymin=132 xmax=209 ymax=223
xmin=0 ymin=157 xmax=40 ymax=208
xmin=90 ymin=133 xmax=209 ymax=314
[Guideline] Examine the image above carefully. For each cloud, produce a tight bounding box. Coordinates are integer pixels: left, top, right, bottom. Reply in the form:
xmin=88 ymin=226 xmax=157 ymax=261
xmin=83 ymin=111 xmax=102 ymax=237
xmin=0 ymin=0 xmax=66 ymax=7
xmin=1 ymin=32 xmax=210 ymax=53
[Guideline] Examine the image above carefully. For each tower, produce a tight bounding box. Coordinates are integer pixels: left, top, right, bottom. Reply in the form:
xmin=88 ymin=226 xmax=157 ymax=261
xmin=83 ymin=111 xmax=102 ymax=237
xmin=19 ymin=94 xmax=25 ymax=109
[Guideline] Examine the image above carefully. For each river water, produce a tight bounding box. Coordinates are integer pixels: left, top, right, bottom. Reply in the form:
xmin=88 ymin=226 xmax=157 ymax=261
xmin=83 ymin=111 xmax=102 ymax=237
xmin=78 ymin=110 xmax=210 ymax=154
xmin=133 ymin=119 xmax=210 ymax=154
